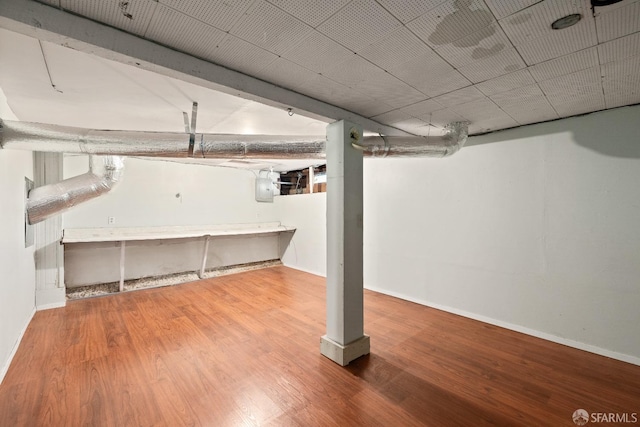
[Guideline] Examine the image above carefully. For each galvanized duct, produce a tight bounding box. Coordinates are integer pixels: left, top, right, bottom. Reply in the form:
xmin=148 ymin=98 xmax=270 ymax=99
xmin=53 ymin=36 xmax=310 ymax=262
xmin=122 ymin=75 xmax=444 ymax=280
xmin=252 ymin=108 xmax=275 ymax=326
xmin=355 ymin=122 xmax=468 ymax=158
xmin=0 ymin=119 xmax=326 ymax=159
xmin=0 ymin=119 xmax=468 ymax=159
xmin=26 ymin=155 xmax=124 ymax=224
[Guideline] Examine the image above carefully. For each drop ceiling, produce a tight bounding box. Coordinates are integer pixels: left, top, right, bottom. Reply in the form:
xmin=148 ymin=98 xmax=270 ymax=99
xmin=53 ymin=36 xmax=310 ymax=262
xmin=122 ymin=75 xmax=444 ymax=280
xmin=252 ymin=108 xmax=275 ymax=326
xmin=2 ymin=0 xmax=640 ymax=140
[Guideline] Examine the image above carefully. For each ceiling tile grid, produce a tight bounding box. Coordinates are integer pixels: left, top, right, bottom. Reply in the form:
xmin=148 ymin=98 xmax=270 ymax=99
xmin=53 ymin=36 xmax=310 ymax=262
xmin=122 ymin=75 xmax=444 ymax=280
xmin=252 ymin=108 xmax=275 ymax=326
xmin=391 ymin=117 xmax=435 ymax=136
xmin=528 ymin=47 xmax=599 ymax=82
xmin=489 ymin=84 xmax=559 ymax=124
xmin=429 ymin=108 xmax=468 ymax=128
xmin=598 ymin=32 xmax=640 ymax=64
xmin=400 ymin=99 xmax=446 ymax=121
xmin=433 ymin=86 xmax=486 ymax=108
xmin=601 ymin=55 xmax=640 ymax=108
xmin=376 ymin=0 xmax=446 ymax=24
xmin=389 ymin=55 xmax=471 ymax=97
xmin=252 ymin=58 xmax=320 ymax=93
xmin=157 ymin=0 xmax=254 ymax=31
xmin=538 ymin=67 xmax=605 ymax=117
xmin=483 ymin=0 xmax=542 ymax=20
xmin=206 ymin=34 xmax=279 ymax=76
xmin=476 ymin=69 xmax=536 ymax=96
xmin=499 ymin=0 xmax=597 ymax=64
xmin=266 ymin=0 xmax=351 ymax=28
xmin=449 ymin=97 xmax=511 ymax=122
xmin=144 ymin=5 xmax=226 ymax=60
xmin=458 ymin=47 xmax=527 ymax=83
xmin=60 ymin=0 xmax=158 ymax=36
xmin=358 ymin=27 xmax=441 ymax=72
xmin=595 ymin=0 xmax=640 ymax=42
xmin=280 ymin=32 xmax=355 ymax=76
xmin=371 ymin=109 xmax=416 ymax=125
xmin=316 ymin=0 xmax=402 ymax=53
xmin=407 ymin=0 xmax=496 ymax=50
xmin=229 ymin=0 xmax=313 ymax=56
xmin=434 ymin=23 xmax=515 ymax=69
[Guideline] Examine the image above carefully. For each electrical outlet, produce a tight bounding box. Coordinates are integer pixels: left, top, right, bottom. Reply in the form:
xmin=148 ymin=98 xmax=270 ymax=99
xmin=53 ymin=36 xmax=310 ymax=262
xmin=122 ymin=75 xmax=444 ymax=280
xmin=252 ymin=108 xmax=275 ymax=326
xmin=108 ymin=216 xmax=116 ymax=225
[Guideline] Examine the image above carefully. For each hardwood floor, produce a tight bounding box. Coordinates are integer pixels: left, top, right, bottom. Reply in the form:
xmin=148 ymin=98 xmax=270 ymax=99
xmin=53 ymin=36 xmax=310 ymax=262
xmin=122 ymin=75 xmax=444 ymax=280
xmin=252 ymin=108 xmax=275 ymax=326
xmin=1 ymin=266 xmax=638 ymax=426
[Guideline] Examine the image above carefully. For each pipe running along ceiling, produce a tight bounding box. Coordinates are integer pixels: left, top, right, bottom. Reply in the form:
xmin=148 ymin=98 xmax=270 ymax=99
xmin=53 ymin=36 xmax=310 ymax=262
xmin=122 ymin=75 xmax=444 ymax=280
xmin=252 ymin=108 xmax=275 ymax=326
xmin=1 ymin=119 xmax=468 ymax=224
xmin=0 ymin=119 xmax=467 ymax=159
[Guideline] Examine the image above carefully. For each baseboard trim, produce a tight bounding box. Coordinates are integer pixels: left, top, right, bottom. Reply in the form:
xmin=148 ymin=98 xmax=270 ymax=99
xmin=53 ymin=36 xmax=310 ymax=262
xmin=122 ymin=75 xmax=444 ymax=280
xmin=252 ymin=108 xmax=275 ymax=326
xmin=364 ymin=285 xmax=640 ymax=367
xmin=0 ymin=306 xmax=36 ymax=385
xmin=280 ymin=263 xmax=325 ymax=278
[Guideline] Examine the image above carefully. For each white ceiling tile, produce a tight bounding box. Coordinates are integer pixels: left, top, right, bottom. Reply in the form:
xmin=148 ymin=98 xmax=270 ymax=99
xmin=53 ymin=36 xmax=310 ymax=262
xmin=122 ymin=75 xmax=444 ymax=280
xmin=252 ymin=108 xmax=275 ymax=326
xmin=371 ymin=109 xmax=415 ymax=125
xmin=551 ymin=98 xmax=606 ymax=118
xmin=37 ymin=0 xmax=59 ymax=5
xmin=145 ymin=5 xmax=226 ymax=60
xmin=595 ymin=0 xmax=640 ymax=42
xmin=322 ymin=55 xmax=426 ymax=109
xmin=302 ymin=74 xmax=394 ymax=117
xmin=317 ymin=0 xmax=402 ymax=52
xmin=392 ymin=118 xmax=436 ymax=136
xmin=538 ymin=67 xmax=605 ymax=115
xmin=469 ymin=115 xmax=519 ymax=134
xmin=281 ymin=31 xmax=354 ymax=76
xmin=458 ymin=48 xmax=526 ymax=83
xmin=230 ymin=1 xmax=313 ymax=55
xmin=208 ymin=34 xmax=279 ymax=75
xmin=400 ymin=99 xmax=445 ymax=121
xmin=449 ymin=97 xmax=507 ymax=121
xmin=528 ymin=47 xmax=598 ymax=82
xmin=252 ymin=58 xmax=319 ymax=91
xmin=322 ymin=55 xmax=385 ymax=88
xmin=476 ymin=69 xmax=535 ymax=95
xmin=60 ymin=0 xmax=158 ymax=36
xmin=598 ymin=32 xmax=640 ymax=64
xmin=267 ymin=0 xmax=350 ymax=27
xmin=158 ymin=0 xmax=253 ymax=31
xmin=500 ymin=0 xmax=590 ymax=45
xmin=429 ymin=108 xmax=467 ymax=127
xmin=377 ymin=0 xmax=446 ymax=24
xmin=500 ymin=0 xmax=597 ymax=64
xmin=337 ymin=92 xmax=395 ymax=117
xmin=358 ymin=27 xmax=439 ymax=72
xmin=433 ymin=86 xmax=485 ymax=107
xmin=601 ymin=55 xmax=640 ymax=108
xmin=407 ymin=0 xmax=495 ymax=49
xmin=484 ymin=0 xmax=541 ymax=20
xmin=490 ymin=83 xmax=558 ymax=124
xmin=388 ymin=55 xmax=471 ymax=96
xmin=434 ymin=23 xmax=515 ymax=68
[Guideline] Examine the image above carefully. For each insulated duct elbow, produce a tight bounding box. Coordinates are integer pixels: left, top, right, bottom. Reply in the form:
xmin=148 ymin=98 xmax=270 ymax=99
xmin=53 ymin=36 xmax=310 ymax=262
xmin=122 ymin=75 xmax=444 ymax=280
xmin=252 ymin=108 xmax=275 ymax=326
xmin=26 ymin=155 xmax=124 ymax=224
xmin=354 ymin=122 xmax=468 ymax=158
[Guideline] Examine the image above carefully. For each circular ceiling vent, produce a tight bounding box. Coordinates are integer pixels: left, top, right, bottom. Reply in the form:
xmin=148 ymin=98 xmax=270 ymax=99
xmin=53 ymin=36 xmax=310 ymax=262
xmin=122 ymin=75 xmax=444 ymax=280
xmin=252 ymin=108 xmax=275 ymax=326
xmin=551 ymin=13 xmax=582 ymax=30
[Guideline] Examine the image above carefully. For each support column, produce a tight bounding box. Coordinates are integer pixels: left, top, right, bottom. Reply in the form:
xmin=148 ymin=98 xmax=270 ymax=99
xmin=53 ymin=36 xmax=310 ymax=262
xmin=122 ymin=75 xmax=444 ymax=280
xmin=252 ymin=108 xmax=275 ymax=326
xmin=320 ymin=120 xmax=370 ymax=366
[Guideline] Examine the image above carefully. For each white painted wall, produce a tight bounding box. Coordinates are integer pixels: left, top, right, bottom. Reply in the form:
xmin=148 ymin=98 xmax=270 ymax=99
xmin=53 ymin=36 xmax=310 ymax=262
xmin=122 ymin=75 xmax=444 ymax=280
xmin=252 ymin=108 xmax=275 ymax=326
xmin=0 ymin=149 xmax=36 ymax=383
xmin=63 ymin=156 xmax=279 ymax=228
xmin=276 ymin=193 xmax=326 ymax=277
xmin=280 ymin=106 xmax=640 ymax=364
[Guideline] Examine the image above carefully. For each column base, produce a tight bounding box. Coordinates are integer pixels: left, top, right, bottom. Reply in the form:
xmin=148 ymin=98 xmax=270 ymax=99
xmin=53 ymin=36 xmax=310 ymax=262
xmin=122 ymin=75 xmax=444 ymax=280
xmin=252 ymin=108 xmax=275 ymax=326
xmin=320 ymin=334 xmax=370 ymax=366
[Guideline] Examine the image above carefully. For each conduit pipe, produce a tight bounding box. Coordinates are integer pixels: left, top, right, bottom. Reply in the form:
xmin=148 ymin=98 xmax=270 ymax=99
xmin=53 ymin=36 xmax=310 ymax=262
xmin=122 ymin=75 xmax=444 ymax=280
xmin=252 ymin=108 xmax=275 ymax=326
xmin=26 ymin=155 xmax=124 ymax=224
xmin=0 ymin=119 xmax=468 ymax=159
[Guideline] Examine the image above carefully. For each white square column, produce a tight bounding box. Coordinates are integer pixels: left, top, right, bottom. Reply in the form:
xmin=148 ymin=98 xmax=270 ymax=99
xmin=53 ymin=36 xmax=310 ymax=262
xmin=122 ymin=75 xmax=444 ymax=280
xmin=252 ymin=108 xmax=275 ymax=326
xmin=320 ymin=120 xmax=370 ymax=366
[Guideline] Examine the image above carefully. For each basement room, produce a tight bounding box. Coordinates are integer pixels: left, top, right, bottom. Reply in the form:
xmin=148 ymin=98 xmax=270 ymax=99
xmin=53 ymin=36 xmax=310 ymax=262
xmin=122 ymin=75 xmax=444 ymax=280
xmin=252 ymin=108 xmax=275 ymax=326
xmin=1 ymin=0 xmax=639 ymax=425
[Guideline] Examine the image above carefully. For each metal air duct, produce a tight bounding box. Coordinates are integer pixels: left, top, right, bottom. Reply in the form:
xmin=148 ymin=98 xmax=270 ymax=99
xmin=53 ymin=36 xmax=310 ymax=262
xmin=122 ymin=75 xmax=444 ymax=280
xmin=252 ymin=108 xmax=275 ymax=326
xmin=0 ymin=119 xmax=468 ymax=159
xmin=26 ymin=155 xmax=124 ymax=224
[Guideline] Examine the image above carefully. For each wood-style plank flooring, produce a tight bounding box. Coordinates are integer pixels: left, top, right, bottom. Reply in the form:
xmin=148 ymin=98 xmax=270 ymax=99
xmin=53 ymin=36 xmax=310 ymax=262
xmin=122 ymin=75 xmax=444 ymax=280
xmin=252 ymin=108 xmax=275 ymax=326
xmin=1 ymin=266 xmax=638 ymax=426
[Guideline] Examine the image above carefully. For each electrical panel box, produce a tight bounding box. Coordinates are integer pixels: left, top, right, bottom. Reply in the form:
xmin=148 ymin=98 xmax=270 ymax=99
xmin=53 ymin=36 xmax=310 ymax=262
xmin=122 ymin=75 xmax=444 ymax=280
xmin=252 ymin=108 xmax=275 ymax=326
xmin=255 ymin=177 xmax=274 ymax=203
